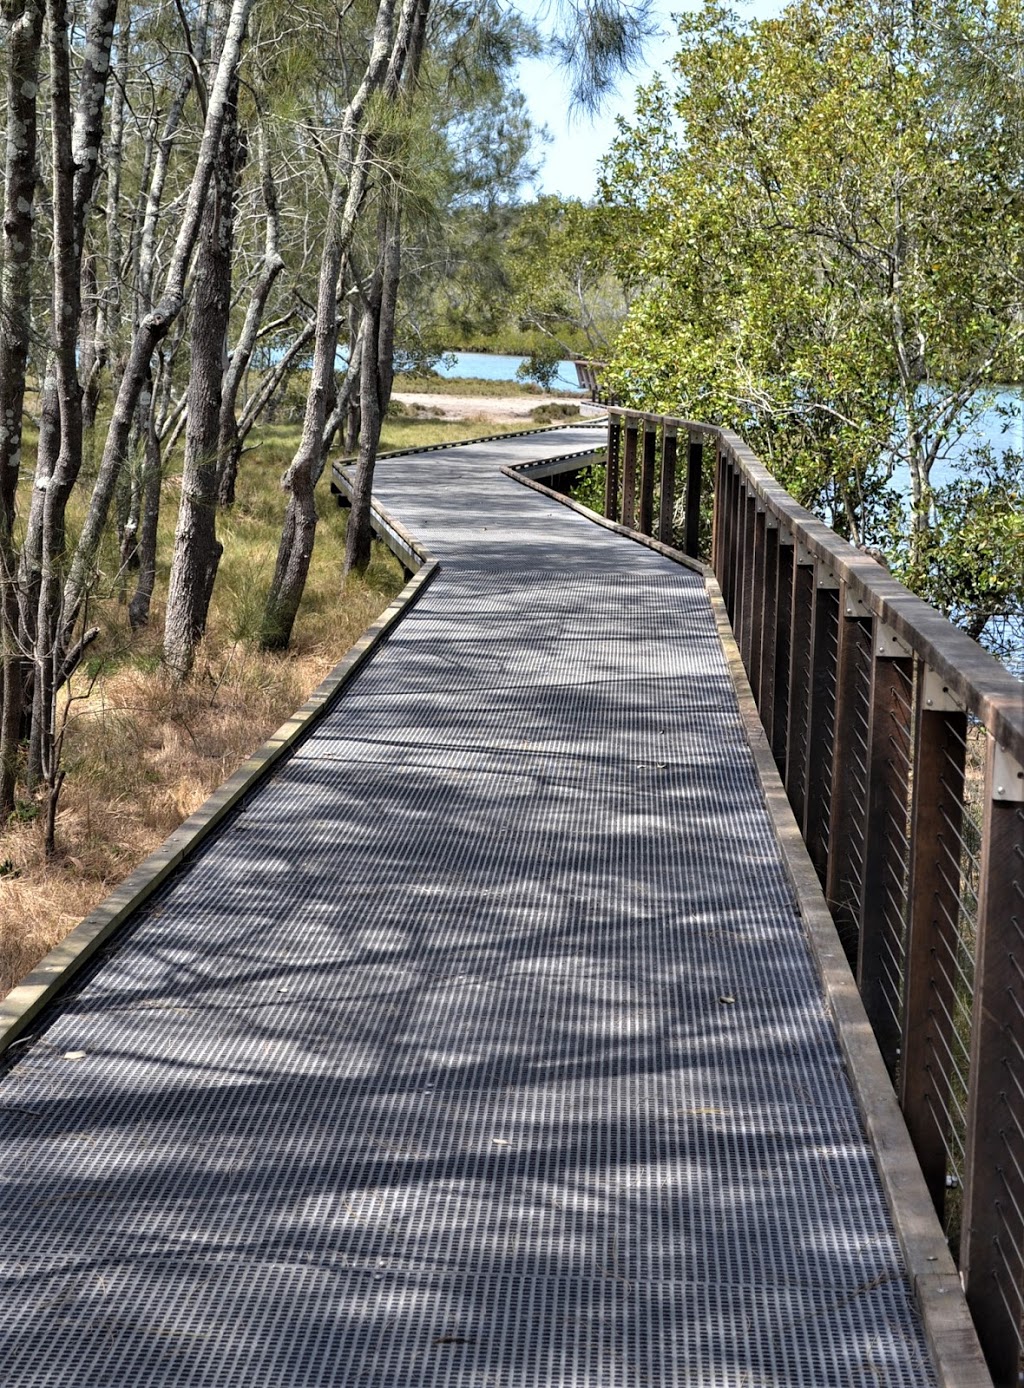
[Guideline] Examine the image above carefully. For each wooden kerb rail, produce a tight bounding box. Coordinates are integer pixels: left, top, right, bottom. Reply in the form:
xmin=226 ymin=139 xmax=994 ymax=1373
xmin=596 ymin=406 xmax=1024 ymax=1386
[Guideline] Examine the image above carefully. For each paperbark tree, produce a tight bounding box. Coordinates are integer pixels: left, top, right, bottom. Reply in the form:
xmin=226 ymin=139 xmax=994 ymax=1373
xmin=27 ymin=0 xmax=119 ymax=782
xmin=343 ymin=191 xmax=402 ymax=575
xmin=63 ymin=0 xmax=256 ymax=643
xmin=260 ymin=0 xmax=429 ymax=649
xmin=216 ymin=119 xmax=285 ymax=507
xmin=0 ymin=0 xmax=44 ymax=814
xmin=162 ymin=9 xmax=245 ymax=672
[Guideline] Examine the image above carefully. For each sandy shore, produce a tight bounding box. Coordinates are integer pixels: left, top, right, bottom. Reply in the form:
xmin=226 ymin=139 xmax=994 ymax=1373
xmin=392 ymin=390 xmax=585 ymax=423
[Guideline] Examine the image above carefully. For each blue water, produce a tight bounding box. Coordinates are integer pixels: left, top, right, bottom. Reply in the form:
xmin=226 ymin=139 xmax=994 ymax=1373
xmin=434 ymin=351 xmax=584 ymax=393
xmin=907 ymin=388 xmax=1023 ymax=487
xmin=435 ymin=358 xmax=1022 ymax=468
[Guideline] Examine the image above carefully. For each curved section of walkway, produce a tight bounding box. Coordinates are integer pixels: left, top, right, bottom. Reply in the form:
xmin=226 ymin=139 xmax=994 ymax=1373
xmin=0 ymin=429 xmax=938 ymax=1385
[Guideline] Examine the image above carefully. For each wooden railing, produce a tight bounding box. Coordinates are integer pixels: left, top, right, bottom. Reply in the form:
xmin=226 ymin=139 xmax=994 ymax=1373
xmin=571 ymin=358 xmax=608 ymax=402
xmin=604 ymin=407 xmax=1024 ymax=1386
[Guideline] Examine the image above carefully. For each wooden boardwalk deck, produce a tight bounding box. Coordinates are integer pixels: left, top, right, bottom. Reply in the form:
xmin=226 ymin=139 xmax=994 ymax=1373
xmin=0 ymin=428 xmax=942 ymax=1385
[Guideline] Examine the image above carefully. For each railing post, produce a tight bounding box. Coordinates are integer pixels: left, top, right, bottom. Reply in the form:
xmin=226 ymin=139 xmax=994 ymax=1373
xmin=771 ymin=531 xmax=795 ymax=772
xmin=724 ymin=461 xmax=741 ymax=619
xmin=738 ymin=489 xmax=757 ymax=672
xmin=747 ymin=506 xmax=767 ymax=702
xmin=757 ymin=516 xmax=780 ymax=732
xmin=784 ymin=542 xmax=816 ymax=825
xmin=802 ymin=561 xmax=840 ymax=885
xmin=684 ymin=431 xmax=703 ymax=559
xmin=639 ymin=417 xmax=657 ymax=536
xmin=658 ymin=421 xmax=677 ymax=546
xmin=960 ymin=737 xmax=1024 ymax=1387
xmin=604 ymin=413 xmax=621 ymax=522
xmin=900 ymin=664 xmax=968 ymax=1209
xmin=858 ymin=622 xmax=916 ymax=1075
xmin=621 ymin=413 xmax=639 ymax=529
xmin=825 ymin=586 xmax=872 ymax=958
xmin=711 ymin=438 xmax=724 ymax=577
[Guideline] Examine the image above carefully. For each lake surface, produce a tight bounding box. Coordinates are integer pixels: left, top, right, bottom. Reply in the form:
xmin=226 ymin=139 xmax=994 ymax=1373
xmin=438 ymin=355 xmax=1023 ymax=479
xmin=435 ymin=351 xmax=584 ymax=393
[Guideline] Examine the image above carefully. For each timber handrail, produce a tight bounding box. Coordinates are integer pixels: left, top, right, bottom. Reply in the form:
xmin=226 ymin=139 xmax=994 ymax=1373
xmin=603 ymin=404 xmax=1024 ymax=1386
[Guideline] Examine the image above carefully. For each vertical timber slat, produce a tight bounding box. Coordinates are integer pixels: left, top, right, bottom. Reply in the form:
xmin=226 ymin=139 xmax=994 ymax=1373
xmin=785 ymin=544 xmax=815 ymax=826
xmin=739 ymin=490 xmax=757 ymax=672
xmin=639 ymin=418 xmax=657 ymax=536
xmin=604 ymin=413 xmax=621 ymax=522
xmin=900 ymin=665 xmax=968 ymax=1210
xmin=803 ymin=564 xmax=840 ymax=886
xmin=711 ymin=438 xmax=724 ymax=575
xmin=772 ymin=532 xmax=795 ymax=772
xmin=659 ymin=422 xmax=677 ymax=546
xmin=857 ymin=624 xmax=915 ymax=1076
xmin=960 ymin=737 xmax=1024 ymax=1388
xmin=749 ymin=508 xmax=767 ymax=705
xmin=758 ymin=519 xmax=780 ymax=734
xmin=825 ymin=586 xmax=872 ymax=954
xmin=621 ymin=414 xmax=639 ymax=530
xmin=685 ymin=432 xmax=703 ymax=559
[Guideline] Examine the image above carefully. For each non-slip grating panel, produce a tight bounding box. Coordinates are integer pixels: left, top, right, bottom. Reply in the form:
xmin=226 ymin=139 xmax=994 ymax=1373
xmin=0 ymin=427 xmax=938 ymax=1385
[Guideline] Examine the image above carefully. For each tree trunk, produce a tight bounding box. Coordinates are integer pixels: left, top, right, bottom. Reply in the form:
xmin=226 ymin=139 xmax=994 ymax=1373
xmin=30 ymin=0 xmax=92 ymax=786
xmin=62 ymin=0 xmax=256 ymax=642
xmin=163 ymin=58 xmax=242 ymax=678
xmin=0 ymin=0 xmax=44 ymax=813
xmin=344 ymin=0 xmax=429 ymax=575
xmin=216 ymin=119 xmax=284 ymax=507
xmin=260 ymin=0 xmax=428 ymax=649
xmin=127 ymin=377 xmax=163 ymax=631
xmin=345 ymin=196 xmax=402 ymax=575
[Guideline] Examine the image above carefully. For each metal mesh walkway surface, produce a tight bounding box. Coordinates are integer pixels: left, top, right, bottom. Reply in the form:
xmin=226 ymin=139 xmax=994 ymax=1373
xmin=0 ymin=427 xmax=939 ymax=1386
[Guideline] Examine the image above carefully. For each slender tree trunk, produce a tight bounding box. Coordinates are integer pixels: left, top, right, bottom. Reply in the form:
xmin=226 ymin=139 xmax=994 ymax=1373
xmin=80 ymin=253 xmax=100 ymax=432
xmin=217 ymin=120 xmax=284 ymax=506
xmin=163 ymin=51 xmax=242 ymax=677
xmin=30 ymin=0 xmax=93 ymax=786
xmin=260 ymin=0 xmax=427 ymax=649
xmin=0 ymin=0 xmax=44 ymax=813
xmin=343 ymin=0 xmax=429 ymax=574
xmin=62 ymin=0 xmax=255 ymax=643
xmin=345 ymin=196 xmax=402 ymax=574
xmin=127 ymin=377 xmax=163 ymax=630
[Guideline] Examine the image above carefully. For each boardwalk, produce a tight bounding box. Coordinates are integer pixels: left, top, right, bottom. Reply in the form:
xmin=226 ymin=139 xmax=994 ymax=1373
xmin=1 ymin=428 xmax=939 ymax=1385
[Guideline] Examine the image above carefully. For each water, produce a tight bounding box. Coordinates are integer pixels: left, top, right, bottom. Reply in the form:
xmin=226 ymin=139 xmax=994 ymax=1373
xmin=895 ymin=387 xmax=1023 ymax=490
xmin=432 ymin=351 xmax=584 ymax=393
xmin=432 ymin=361 xmax=1022 ymax=460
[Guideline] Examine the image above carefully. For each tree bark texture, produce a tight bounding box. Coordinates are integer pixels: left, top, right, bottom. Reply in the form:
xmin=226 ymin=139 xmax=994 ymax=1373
xmin=163 ymin=63 xmax=242 ymax=678
xmin=217 ymin=120 xmax=284 ymax=507
xmin=63 ymin=0 xmax=255 ymax=639
xmin=127 ymin=378 xmax=162 ymax=631
xmin=261 ymin=0 xmax=428 ymax=649
xmin=0 ymin=0 xmax=44 ymax=811
xmin=345 ymin=196 xmax=402 ymax=575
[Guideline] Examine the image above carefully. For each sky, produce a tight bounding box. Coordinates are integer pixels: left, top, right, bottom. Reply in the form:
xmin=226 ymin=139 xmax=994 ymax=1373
xmin=517 ymin=1 xmax=785 ymax=200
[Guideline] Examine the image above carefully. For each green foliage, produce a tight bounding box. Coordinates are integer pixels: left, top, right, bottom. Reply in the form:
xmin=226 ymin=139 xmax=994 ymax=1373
xmin=600 ymin=0 xmax=1024 ymax=650
xmin=516 ymin=344 xmax=565 ymax=389
xmin=569 ymin=461 xmax=608 ymax=512
xmin=503 ymin=195 xmax=631 ymax=360
xmin=898 ymin=447 xmax=1024 ymax=665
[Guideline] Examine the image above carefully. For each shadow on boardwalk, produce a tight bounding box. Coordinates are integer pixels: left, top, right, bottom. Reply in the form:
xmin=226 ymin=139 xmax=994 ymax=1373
xmin=0 ymin=431 xmax=937 ymax=1386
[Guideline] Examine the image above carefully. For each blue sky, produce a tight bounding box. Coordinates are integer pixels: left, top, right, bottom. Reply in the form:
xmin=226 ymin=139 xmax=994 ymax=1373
xmin=517 ymin=0 xmax=785 ymax=199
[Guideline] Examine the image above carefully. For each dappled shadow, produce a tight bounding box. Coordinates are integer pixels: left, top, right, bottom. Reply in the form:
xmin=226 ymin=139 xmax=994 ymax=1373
xmin=0 ymin=436 xmax=937 ymax=1386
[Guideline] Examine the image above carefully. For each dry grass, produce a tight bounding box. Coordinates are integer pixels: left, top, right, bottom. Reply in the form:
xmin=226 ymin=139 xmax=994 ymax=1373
xmin=0 ymin=420 xmax=433 ymax=996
